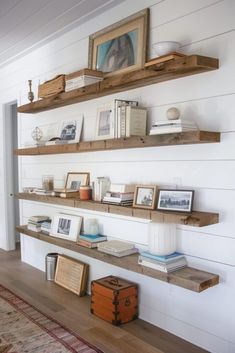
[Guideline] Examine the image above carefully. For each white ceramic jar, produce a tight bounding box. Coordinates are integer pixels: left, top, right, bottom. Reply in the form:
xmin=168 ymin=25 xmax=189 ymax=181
xmin=148 ymin=222 xmax=177 ymax=255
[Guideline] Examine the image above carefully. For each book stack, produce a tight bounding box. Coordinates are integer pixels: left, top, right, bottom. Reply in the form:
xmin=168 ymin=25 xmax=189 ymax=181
xmin=41 ymin=219 xmax=52 ymax=234
xmin=27 ymin=215 xmax=50 ymax=232
xmin=65 ymin=69 xmax=103 ymax=92
xmin=93 ymin=177 xmax=110 ymax=202
xmin=149 ymin=119 xmax=198 ymax=135
xmin=138 ymin=251 xmax=187 ymax=273
xmin=102 ymin=183 xmax=135 ymax=205
xmin=33 ymin=188 xmax=55 ymax=196
xmin=77 ymin=234 xmax=107 ymax=248
xmin=116 ymin=103 xmax=147 ymax=138
xmin=53 ymin=188 xmax=80 ymax=198
xmin=97 ymin=240 xmax=138 ymax=257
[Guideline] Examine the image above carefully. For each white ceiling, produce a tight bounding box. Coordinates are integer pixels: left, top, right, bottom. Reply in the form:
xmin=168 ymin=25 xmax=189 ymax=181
xmin=0 ymin=0 xmax=125 ymax=67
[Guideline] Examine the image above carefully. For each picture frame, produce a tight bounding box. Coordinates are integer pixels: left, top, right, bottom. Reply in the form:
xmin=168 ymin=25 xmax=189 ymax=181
xmin=65 ymin=172 xmax=90 ymax=190
xmin=157 ymin=189 xmax=194 ymax=213
xmin=50 ymin=213 xmax=82 ymax=241
xmin=88 ymin=8 xmax=149 ymax=77
xmin=59 ymin=115 xmax=83 ymax=143
xmin=54 ymin=255 xmax=89 ymax=296
xmin=133 ymin=185 xmax=158 ymax=209
xmin=95 ymin=103 xmax=115 ymax=140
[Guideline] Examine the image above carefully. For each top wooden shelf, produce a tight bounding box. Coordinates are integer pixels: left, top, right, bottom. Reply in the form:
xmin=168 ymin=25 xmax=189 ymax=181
xmin=17 ymin=55 xmax=219 ymax=114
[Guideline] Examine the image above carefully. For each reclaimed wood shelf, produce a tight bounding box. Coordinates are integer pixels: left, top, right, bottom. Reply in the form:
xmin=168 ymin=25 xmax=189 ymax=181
xmin=15 ymin=131 xmax=220 ymax=156
xmin=16 ymin=225 xmax=219 ymax=292
xmin=17 ymin=55 xmax=219 ymax=114
xmin=17 ymin=193 xmax=219 ymax=227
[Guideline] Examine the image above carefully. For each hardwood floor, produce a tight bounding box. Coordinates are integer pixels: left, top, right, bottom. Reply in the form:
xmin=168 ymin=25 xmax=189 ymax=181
xmin=0 ymin=247 xmax=210 ymax=353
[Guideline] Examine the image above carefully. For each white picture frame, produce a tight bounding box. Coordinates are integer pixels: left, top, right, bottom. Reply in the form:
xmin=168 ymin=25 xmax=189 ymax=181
xmin=59 ymin=115 xmax=84 ymax=143
xmin=95 ymin=103 xmax=115 ymax=140
xmin=50 ymin=213 xmax=82 ymax=242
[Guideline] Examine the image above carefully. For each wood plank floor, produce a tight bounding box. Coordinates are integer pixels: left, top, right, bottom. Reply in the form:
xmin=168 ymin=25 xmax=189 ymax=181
xmin=0 ymin=247 xmax=210 ymax=353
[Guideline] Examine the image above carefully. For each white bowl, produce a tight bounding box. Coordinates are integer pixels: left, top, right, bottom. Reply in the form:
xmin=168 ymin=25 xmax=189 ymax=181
xmin=152 ymin=41 xmax=180 ymax=56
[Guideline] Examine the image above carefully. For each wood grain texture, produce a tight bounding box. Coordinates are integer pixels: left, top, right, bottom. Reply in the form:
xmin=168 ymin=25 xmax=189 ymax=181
xmin=16 ymin=193 xmax=219 ymax=227
xmin=17 ymin=55 xmax=219 ymax=114
xmin=16 ymin=226 xmax=219 ymax=293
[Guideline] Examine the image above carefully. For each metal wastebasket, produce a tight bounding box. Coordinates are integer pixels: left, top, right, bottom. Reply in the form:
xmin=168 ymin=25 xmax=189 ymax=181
xmin=45 ymin=253 xmax=58 ymax=281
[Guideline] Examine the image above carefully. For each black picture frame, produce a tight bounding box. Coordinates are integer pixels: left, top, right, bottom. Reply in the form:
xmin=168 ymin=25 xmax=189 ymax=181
xmin=157 ymin=189 xmax=194 ymax=213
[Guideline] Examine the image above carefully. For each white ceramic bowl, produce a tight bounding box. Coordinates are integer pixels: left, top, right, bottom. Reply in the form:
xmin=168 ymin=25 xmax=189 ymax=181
xmin=152 ymin=41 xmax=180 ymax=56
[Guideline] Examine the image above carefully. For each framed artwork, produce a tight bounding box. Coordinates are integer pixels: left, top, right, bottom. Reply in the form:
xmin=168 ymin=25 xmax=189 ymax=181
xmin=54 ymin=255 xmax=89 ymax=296
xmin=133 ymin=185 xmax=158 ymax=209
xmin=50 ymin=213 xmax=82 ymax=241
xmin=157 ymin=189 xmax=194 ymax=213
xmin=88 ymin=8 xmax=149 ymax=77
xmin=95 ymin=103 xmax=115 ymax=140
xmin=59 ymin=115 xmax=83 ymax=143
xmin=65 ymin=172 xmax=90 ymax=190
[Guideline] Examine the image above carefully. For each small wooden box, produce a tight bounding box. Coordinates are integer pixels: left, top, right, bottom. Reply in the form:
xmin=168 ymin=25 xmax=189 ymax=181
xmin=38 ymin=74 xmax=65 ymax=98
xmin=91 ymin=275 xmax=138 ymax=325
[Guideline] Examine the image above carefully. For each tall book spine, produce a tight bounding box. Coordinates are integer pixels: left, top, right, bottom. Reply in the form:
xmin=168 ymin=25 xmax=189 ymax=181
xmin=125 ymin=107 xmax=147 ymax=137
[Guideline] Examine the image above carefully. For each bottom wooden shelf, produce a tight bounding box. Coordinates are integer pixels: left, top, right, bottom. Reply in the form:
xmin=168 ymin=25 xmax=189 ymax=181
xmin=17 ymin=225 xmax=219 ymax=293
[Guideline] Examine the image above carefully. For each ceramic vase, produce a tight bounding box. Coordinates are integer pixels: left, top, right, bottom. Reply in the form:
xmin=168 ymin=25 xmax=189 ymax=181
xmin=148 ymin=222 xmax=177 ymax=255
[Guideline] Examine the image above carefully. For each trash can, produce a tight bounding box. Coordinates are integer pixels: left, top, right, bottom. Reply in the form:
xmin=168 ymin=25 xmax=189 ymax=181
xmin=45 ymin=253 xmax=58 ymax=281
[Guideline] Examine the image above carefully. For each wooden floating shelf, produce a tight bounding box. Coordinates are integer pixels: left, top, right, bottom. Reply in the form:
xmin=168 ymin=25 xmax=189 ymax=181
xmin=17 ymin=55 xmax=219 ymax=114
xmin=15 ymin=131 xmax=220 ymax=156
xmin=17 ymin=193 xmax=219 ymax=227
xmin=16 ymin=225 xmax=219 ymax=293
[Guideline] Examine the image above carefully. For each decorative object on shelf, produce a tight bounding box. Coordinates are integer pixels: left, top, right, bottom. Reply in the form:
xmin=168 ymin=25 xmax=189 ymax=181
xmin=38 ymin=74 xmax=65 ymax=99
xmin=31 ymin=126 xmax=43 ymax=143
xmin=144 ymin=52 xmax=185 ymax=68
xmin=83 ymin=218 xmax=99 ymax=236
xmin=28 ymin=79 xmax=34 ymax=102
xmin=65 ymin=68 xmax=103 ymax=92
xmin=91 ymin=275 xmax=138 ymax=325
xmin=79 ymin=185 xmax=92 ymax=200
xmin=50 ymin=213 xmax=82 ymax=241
xmin=54 ymin=254 xmax=89 ymax=296
xmin=65 ymin=172 xmax=90 ymax=190
xmin=133 ymin=185 xmax=158 ymax=210
xmin=157 ymin=189 xmax=194 ymax=213
xmin=148 ymin=222 xmax=177 ymax=255
xmin=42 ymin=175 xmax=54 ymax=191
xmin=166 ymin=107 xmax=180 ymax=120
xmin=59 ymin=115 xmax=84 ymax=143
xmin=95 ymin=103 xmax=115 ymax=140
xmin=152 ymin=41 xmax=181 ymax=56
xmin=88 ymin=8 xmax=149 ymax=77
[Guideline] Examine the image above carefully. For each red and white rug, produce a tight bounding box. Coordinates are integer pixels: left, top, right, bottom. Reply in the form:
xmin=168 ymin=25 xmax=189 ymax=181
xmin=0 ymin=284 xmax=103 ymax=353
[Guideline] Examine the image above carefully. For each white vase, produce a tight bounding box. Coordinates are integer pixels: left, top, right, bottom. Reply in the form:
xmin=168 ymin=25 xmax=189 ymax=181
xmin=148 ymin=222 xmax=177 ymax=255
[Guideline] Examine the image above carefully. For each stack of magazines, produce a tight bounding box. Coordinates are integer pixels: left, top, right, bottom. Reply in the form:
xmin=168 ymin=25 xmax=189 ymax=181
xmin=102 ymin=183 xmax=135 ymax=206
xmin=138 ymin=251 xmax=187 ymax=273
xmin=77 ymin=234 xmax=107 ymax=248
xmin=27 ymin=215 xmax=50 ymax=233
xmin=98 ymin=240 xmax=138 ymax=257
xmin=149 ymin=119 xmax=198 ymax=135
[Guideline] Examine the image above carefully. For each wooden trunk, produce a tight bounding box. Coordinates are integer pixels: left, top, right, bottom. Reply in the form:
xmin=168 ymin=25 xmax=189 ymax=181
xmin=91 ymin=275 xmax=138 ymax=326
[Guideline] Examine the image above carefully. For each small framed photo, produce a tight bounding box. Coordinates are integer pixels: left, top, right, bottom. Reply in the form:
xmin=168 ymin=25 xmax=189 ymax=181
xmin=59 ymin=115 xmax=83 ymax=143
xmin=50 ymin=213 xmax=82 ymax=241
xmin=133 ymin=185 xmax=158 ymax=209
xmin=65 ymin=172 xmax=90 ymax=190
xmin=157 ymin=189 xmax=194 ymax=213
xmin=95 ymin=103 xmax=115 ymax=140
xmin=88 ymin=9 xmax=149 ymax=77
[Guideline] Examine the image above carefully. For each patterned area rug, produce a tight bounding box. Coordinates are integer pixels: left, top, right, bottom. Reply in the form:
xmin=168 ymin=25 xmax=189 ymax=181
xmin=0 ymin=284 xmax=103 ymax=353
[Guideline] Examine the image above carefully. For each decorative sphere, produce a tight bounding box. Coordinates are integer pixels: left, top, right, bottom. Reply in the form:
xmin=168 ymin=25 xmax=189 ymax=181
xmin=166 ymin=107 xmax=180 ymax=120
xmin=31 ymin=126 xmax=43 ymax=142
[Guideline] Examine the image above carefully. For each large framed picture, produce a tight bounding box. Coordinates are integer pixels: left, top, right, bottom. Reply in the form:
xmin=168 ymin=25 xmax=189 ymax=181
xmin=88 ymin=8 xmax=149 ymax=77
xmin=95 ymin=103 xmax=115 ymax=140
xmin=133 ymin=185 xmax=158 ymax=210
xmin=65 ymin=172 xmax=90 ymax=190
xmin=157 ymin=189 xmax=194 ymax=213
xmin=50 ymin=213 xmax=82 ymax=241
xmin=59 ymin=115 xmax=83 ymax=143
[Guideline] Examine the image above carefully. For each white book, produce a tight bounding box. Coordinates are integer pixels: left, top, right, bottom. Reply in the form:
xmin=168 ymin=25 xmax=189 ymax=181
xmin=125 ymin=106 xmax=147 ymax=137
xmin=94 ymin=177 xmax=110 ymax=201
xmin=138 ymin=258 xmax=187 ymax=272
xmin=149 ymin=126 xmax=198 ymax=135
xmin=114 ymin=99 xmax=138 ymax=138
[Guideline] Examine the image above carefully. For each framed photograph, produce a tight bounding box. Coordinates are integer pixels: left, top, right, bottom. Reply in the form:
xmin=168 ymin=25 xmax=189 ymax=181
xmin=88 ymin=8 xmax=149 ymax=77
xmin=54 ymin=255 xmax=89 ymax=296
xmin=65 ymin=172 xmax=90 ymax=190
xmin=157 ymin=189 xmax=194 ymax=213
xmin=133 ymin=185 xmax=158 ymax=209
xmin=95 ymin=103 xmax=115 ymax=140
xmin=50 ymin=213 xmax=82 ymax=241
xmin=59 ymin=115 xmax=83 ymax=143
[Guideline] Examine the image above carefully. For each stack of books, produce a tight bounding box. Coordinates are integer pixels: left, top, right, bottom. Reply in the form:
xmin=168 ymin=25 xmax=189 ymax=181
xmin=116 ymin=103 xmax=147 ymax=138
xmin=65 ymin=69 xmax=103 ymax=92
xmin=53 ymin=188 xmax=80 ymax=198
xmin=98 ymin=240 xmax=138 ymax=257
xmin=27 ymin=215 xmax=50 ymax=232
xmin=41 ymin=219 xmax=52 ymax=234
xmin=102 ymin=183 xmax=135 ymax=205
xmin=138 ymin=251 xmax=187 ymax=273
xmin=77 ymin=234 xmax=107 ymax=248
xmin=93 ymin=177 xmax=110 ymax=202
xmin=149 ymin=119 xmax=198 ymax=135
xmin=33 ymin=188 xmax=55 ymax=196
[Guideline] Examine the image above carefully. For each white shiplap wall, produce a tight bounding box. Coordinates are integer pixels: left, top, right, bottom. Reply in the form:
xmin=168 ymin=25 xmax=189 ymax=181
xmin=0 ymin=1 xmax=234 ymax=352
